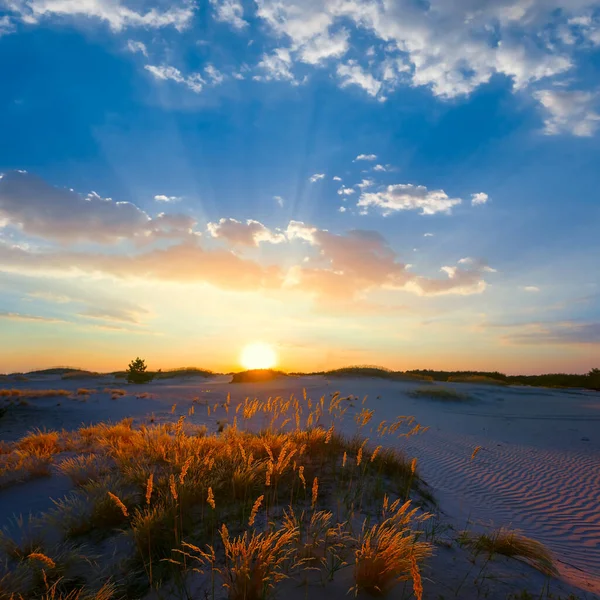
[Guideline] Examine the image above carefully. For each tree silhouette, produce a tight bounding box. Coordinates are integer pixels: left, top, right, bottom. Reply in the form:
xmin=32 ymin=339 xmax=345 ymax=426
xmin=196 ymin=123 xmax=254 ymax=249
xmin=126 ymin=357 xmax=153 ymax=384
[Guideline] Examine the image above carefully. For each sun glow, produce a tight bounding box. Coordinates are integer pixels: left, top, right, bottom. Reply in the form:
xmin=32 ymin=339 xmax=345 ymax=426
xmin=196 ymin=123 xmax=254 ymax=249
xmin=240 ymin=342 xmax=277 ymax=370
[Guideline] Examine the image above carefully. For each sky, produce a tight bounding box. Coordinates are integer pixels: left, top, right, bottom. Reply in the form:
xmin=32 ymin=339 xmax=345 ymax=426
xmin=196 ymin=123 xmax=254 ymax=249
xmin=0 ymin=0 xmax=599 ymax=375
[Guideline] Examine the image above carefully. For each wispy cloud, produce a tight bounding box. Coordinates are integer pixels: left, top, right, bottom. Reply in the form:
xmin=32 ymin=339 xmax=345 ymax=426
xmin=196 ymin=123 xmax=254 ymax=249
xmin=309 ymin=173 xmax=326 ymax=183
xmin=209 ymin=0 xmax=247 ymax=30
xmin=154 ymin=194 xmax=182 ymax=202
xmin=145 ymin=64 xmax=205 ymax=93
xmin=358 ymin=183 xmax=462 ymax=216
xmin=535 ymin=89 xmax=600 ymax=137
xmin=354 ymin=154 xmax=377 ymax=162
xmin=126 ymin=40 xmax=147 ymax=57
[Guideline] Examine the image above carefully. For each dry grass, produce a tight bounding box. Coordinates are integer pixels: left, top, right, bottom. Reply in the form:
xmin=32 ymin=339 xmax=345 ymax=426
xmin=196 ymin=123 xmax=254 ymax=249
xmin=461 ymin=528 xmax=557 ymax=576
xmin=0 ymin=391 xmax=435 ymax=599
xmin=0 ymin=389 xmax=72 ymax=400
xmin=352 ymin=498 xmax=432 ymax=597
xmin=76 ymin=388 xmax=96 ymax=396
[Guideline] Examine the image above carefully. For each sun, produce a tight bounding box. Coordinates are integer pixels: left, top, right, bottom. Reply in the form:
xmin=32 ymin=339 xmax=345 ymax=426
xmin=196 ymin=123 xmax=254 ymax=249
xmin=240 ymin=342 xmax=277 ymax=370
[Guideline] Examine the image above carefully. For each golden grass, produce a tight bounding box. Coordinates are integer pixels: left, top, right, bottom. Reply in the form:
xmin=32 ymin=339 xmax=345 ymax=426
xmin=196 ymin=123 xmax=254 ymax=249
xmin=0 ymin=389 xmax=72 ymax=400
xmin=352 ymin=498 xmax=432 ymax=597
xmin=462 ymin=527 xmax=557 ymax=576
xmin=0 ymin=390 xmax=435 ymax=599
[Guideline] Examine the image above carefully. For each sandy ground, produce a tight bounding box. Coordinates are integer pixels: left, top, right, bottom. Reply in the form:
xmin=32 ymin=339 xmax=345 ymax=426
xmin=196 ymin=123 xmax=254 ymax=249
xmin=1 ymin=373 xmax=599 ymax=598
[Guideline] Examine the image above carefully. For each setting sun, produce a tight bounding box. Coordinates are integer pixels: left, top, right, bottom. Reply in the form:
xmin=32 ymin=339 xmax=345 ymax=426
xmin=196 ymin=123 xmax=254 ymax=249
xmin=240 ymin=342 xmax=277 ymax=370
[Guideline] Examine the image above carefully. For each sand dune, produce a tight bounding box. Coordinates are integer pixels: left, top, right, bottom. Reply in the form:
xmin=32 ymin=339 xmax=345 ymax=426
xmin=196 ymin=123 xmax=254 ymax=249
xmin=1 ymin=374 xmax=599 ymax=595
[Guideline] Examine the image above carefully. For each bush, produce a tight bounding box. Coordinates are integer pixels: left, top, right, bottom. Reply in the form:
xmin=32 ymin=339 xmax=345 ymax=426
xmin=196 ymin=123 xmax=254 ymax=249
xmin=126 ymin=358 xmax=153 ymax=385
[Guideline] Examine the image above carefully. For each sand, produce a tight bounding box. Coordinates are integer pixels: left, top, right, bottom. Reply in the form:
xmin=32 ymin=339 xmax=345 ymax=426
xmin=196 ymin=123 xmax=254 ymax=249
xmin=1 ymin=373 xmax=599 ymax=598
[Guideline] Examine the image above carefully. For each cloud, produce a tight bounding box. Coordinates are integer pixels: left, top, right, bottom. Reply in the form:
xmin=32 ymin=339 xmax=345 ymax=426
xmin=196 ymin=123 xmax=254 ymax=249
xmin=534 ymin=89 xmax=600 ymax=137
xmin=209 ymin=0 xmax=247 ymax=29
xmin=144 ymin=64 xmax=205 ymax=93
xmin=298 ymin=28 xmax=349 ymax=64
xmin=0 ymin=170 xmax=152 ymax=243
xmin=502 ymin=321 xmax=600 ymax=346
xmin=471 ymin=192 xmax=489 ymax=206
xmin=154 ymin=194 xmax=182 ymax=202
xmin=337 ymin=61 xmax=383 ymax=97
xmin=246 ymin=0 xmax=600 ymax=143
xmin=126 ymin=40 xmax=147 ymax=56
xmin=373 ymin=164 xmax=387 ymax=172
xmin=523 ymin=285 xmax=540 ymax=292
xmin=254 ymin=48 xmax=296 ymax=82
xmin=406 ymin=258 xmax=496 ymax=296
xmin=207 ymin=218 xmax=285 ymax=246
xmin=338 ymin=206 xmax=347 ymax=213
xmin=337 ymin=186 xmax=355 ymax=196
xmin=9 ymin=0 xmax=194 ymax=32
xmin=358 ymin=183 xmax=462 ymax=216
xmin=332 ymin=176 xmax=342 ymax=181
xmin=285 ymin=222 xmax=495 ymax=301
xmin=0 ymin=171 xmax=199 ymax=246
xmin=356 ymin=179 xmax=374 ymax=190
xmin=274 ymin=196 xmax=284 ymax=207
xmin=204 ymin=64 xmax=225 ymax=84
xmin=424 ymin=233 xmax=434 ymax=237
xmin=309 ymin=173 xmax=326 ymax=183
xmin=0 ymin=241 xmax=284 ymax=291
xmin=1 ymin=15 xmax=16 ymax=36
xmin=355 ymin=154 xmax=377 ymax=162
xmin=285 ymin=220 xmax=317 ymax=243
xmin=0 ymin=311 xmax=66 ymax=323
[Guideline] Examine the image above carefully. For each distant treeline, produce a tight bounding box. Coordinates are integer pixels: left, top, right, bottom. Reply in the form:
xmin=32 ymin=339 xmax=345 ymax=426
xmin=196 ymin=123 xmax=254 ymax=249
xmin=293 ymin=365 xmax=600 ymax=391
xmin=406 ymin=369 xmax=600 ymax=391
xmin=4 ymin=365 xmax=599 ymax=391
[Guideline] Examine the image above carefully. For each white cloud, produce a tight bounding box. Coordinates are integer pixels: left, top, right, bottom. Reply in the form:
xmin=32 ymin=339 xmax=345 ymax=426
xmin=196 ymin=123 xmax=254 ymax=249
xmin=9 ymin=0 xmax=194 ymax=32
xmin=285 ymin=220 xmax=317 ymax=243
xmin=424 ymin=232 xmax=434 ymax=237
xmin=204 ymin=64 xmax=225 ymax=85
xmin=332 ymin=176 xmax=342 ymax=181
xmin=0 ymin=15 xmax=15 ymax=36
xmin=248 ymin=0 xmax=598 ymax=133
xmin=355 ymin=154 xmax=377 ymax=161
xmin=254 ymin=48 xmax=296 ymax=82
xmin=309 ymin=173 xmax=326 ymax=183
xmin=358 ymin=183 xmax=462 ymax=216
xmin=274 ymin=196 xmax=284 ymax=207
xmin=524 ymin=285 xmax=540 ymax=292
xmin=299 ymin=28 xmax=349 ymax=64
xmin=337 ymin=61 xmax=382 ymax=97
xmin=154 ymin=194 xmax=181 ymax=202
xmin=144 ymin=65 xmax=205 ymax=93
xmin=209 ymin=0 xmax=247 ymax=30
xmin=534 ymin=89 xmax=600 ymax=137
xmin=471 ymin=192 xmax=489 ymax=206
xmin=356 ymin=179 xmax=374 ymax=189
xmin=338 ymin=206 xmax=347 ymax=213
xmin=337 ymin=186 xmax=355 ymax=196
xmin=207 ymin=218 xmax=285 ymax=246
xmin=126 ymin=40 xmax=147 ymax=57
xmin=373 ymin=164 xmax=387 ymax=172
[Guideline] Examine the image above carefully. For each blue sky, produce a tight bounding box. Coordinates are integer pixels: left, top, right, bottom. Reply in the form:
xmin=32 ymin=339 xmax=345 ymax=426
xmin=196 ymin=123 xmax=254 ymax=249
xmin=0 ymin=0 xmax=599 ymax=374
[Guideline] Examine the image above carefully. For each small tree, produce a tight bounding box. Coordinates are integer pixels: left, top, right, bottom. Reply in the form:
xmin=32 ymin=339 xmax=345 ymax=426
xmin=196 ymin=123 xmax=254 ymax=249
xmin=126 ymin=357 xmax=153 ymax=384
xmin=589 ymin=368 xmax=600 ymax=390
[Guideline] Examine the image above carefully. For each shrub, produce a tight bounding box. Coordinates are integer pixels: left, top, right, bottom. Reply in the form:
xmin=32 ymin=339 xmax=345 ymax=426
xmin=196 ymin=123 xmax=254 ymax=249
xmin=126 ymin=358 xmax=153 ymax=385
